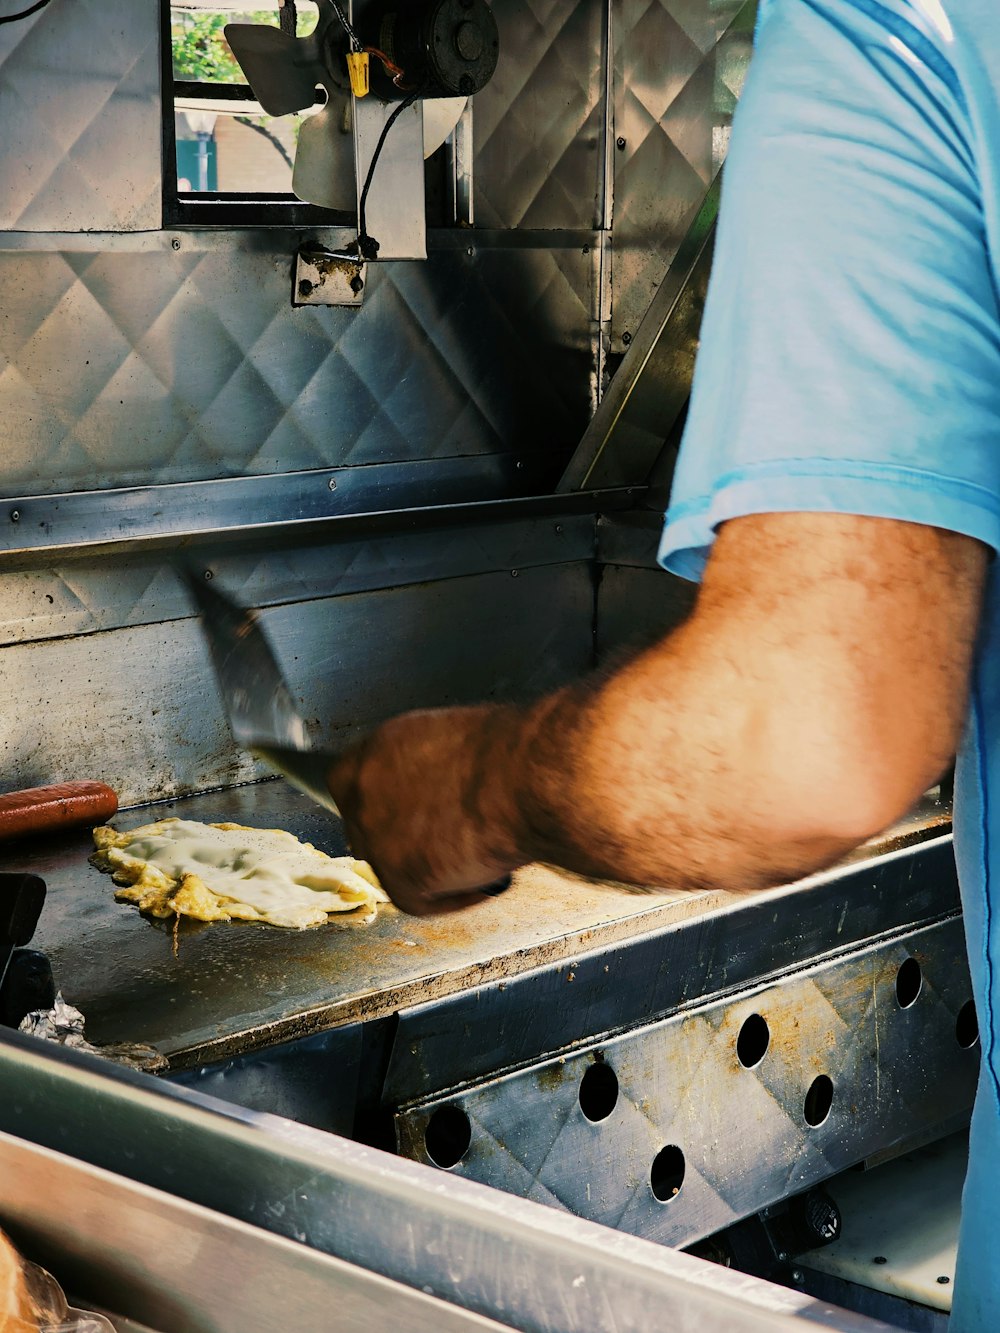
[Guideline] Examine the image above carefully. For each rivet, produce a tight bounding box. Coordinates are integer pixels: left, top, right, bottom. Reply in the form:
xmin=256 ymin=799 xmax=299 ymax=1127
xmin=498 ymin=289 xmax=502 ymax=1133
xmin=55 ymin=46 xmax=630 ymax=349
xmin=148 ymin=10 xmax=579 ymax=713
xmin=203 ymin=569 xmax=213 ymax=581
xmin=298 ymin=279 xmax=314 ymax=298
xmin=616 ymin=136 xmax=626 ymax=151
xmin=171 ymin=238 xmax=181 ymax=251
xmin=9 ymin=510 xmax=19 ymax=523
xmin=328 ymin=477 xmax=337 ymax=491
xmin=511 ymin=569 xmax=519 ymax=578
xmin=873 ymin=1256 xmax=888 ymax=1265
xmin=937 ymin=1276 xmax=951 ymax=1285
xmin=622 ymin=331 xmax=632 ymax=345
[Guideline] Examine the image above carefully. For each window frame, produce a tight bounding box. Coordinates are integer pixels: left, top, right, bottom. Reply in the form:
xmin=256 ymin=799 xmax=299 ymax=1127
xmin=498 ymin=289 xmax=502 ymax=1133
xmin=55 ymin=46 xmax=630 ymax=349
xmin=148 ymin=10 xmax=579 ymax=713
xmin=161 ymin=2 xmax=355 ymax=229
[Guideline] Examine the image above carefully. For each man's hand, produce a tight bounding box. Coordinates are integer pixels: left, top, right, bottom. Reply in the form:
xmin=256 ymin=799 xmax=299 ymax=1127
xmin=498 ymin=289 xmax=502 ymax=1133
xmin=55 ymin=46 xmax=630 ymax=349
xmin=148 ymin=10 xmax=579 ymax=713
xmin=327 ymin=704 xmax=528 ymax=915
xmin=329 ymin=513 xmax=987 ymax=916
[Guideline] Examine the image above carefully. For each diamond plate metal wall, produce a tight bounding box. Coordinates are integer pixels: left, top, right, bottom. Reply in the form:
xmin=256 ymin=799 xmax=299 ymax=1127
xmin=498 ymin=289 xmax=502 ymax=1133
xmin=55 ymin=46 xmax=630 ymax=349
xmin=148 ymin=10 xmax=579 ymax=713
xmin=611 ymin=0 xmax=753 ymax=346
xmin=397 ymin=915 xmax=979 ymax=1248
xmin=0 ymin=238 xmax=591 ymax=494
xmin=0 ymin=0 xmax=161 ymax=231
xmin=474 ymin=0 xmax=607 ymax=228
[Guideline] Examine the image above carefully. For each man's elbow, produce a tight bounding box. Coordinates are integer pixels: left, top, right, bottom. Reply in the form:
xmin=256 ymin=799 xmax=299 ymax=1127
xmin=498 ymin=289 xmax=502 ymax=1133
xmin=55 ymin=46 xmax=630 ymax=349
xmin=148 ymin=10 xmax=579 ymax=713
xmin=761 ymin=723 xmax=954 ymax=859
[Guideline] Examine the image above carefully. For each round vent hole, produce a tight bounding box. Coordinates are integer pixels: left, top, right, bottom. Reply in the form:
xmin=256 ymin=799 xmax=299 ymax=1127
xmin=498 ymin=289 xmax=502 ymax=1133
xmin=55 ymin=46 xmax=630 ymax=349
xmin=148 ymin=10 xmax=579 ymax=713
xmin=424 ymin=1105 xmax=472 ymax=1169
xmin=804 ymin=1075 xmax=834 ymax=1128
xmin=737 ymin=1013 xmax=770 ymax=1068
xmin=650 ymin=1145 xmax=685 ymax=1202
xmin=956 ymin=1000 xmax=979 ymax=1049
xmin=579 ymin=1061 xmax=619 ymax=1122
xmin=895 ymin=957 xmax=922 ymax=1009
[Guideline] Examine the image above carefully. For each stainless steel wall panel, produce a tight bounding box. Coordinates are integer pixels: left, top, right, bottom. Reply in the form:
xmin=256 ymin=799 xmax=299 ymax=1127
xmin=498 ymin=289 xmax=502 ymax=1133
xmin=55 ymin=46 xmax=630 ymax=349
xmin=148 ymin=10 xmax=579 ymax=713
xmin=0 ymin=242 xmax=592 ymax=494
xmin=0 ymin=0 xmax=160 ymax=232
xmin=597 ymin=564 xmax=696 ymax=660
xmin=0 ymin=563 xmax=592 ymax=804
xmin=474 ymin=0 xmax=606 ymax=228
xmin=611 ymin=0 xmax=753 ymax=346
xmin=0 ymin=515 xmax=595 ymax=646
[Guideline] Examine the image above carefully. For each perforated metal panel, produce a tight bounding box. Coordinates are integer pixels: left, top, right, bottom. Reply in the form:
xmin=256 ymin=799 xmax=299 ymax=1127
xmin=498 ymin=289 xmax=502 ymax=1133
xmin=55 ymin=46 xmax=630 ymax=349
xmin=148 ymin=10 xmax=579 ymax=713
xmin=397 ymin=916 xmax=979 ymax=1247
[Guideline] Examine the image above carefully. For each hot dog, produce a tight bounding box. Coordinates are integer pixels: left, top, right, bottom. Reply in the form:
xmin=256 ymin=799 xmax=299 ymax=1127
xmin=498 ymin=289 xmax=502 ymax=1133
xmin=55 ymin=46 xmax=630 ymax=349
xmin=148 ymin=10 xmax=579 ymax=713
xmin=0 ymin=782 xmax=118 ymax=842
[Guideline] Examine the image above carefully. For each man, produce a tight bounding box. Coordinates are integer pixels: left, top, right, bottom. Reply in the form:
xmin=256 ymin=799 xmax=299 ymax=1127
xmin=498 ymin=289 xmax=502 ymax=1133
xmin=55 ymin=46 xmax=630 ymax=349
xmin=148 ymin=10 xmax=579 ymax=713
xmin=329 ymin=1 xmax=1000 ymax=1325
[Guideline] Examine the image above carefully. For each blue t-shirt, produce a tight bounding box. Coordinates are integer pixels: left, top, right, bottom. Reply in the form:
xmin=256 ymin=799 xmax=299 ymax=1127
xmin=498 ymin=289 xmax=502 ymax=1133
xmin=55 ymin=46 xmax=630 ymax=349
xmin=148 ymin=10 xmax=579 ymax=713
xmin=657 ymin=1 xmax=1000 ymax=1325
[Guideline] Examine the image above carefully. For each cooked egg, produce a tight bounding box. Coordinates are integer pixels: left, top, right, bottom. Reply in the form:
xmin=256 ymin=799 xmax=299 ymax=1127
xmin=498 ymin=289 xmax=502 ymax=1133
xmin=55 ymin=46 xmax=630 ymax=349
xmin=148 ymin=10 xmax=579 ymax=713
xmin=91 ymin=817 xmax=388 ymax=930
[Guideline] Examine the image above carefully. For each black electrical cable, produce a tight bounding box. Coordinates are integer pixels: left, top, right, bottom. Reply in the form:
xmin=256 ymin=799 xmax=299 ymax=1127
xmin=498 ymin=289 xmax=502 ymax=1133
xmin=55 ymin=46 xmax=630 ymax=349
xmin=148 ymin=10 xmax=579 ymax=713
xmin=0 ymin=0 xmax=52 ymax=23
xmin=356 ymin=87 xmax=422 ymax=260
xmin=329 ymin=0 xmax=362 ymax=51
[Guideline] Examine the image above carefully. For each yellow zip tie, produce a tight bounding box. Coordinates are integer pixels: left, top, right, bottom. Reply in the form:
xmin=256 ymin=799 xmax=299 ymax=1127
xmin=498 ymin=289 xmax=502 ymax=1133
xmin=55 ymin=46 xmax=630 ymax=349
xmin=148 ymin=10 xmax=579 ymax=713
xmin=347 ymin=51 xmax=370 ymax=98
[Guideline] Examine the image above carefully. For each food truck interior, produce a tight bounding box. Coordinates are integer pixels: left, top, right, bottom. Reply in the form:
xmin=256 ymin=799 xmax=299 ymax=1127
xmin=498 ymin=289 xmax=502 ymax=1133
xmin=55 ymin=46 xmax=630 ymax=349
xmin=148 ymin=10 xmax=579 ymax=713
xmin=0 ymin=1 xmax=977 ymax=1330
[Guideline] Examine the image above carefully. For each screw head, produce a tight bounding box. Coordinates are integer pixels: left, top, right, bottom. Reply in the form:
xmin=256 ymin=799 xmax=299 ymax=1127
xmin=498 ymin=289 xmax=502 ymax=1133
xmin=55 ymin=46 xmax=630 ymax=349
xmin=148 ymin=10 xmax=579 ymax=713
xmin=622 ymin=331 xmax=632 ymax=345
xmin=616 ymin=136 xmax=626 ymax=151
xmin=937 ymin=1276 xmax=951 ymax=1285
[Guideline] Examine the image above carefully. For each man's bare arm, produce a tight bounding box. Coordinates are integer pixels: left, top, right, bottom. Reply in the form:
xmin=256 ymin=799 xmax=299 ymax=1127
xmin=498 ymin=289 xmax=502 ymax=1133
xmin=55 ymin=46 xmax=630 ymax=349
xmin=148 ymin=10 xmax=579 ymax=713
xmin=328 ymin=513 xmax=987 ymax=914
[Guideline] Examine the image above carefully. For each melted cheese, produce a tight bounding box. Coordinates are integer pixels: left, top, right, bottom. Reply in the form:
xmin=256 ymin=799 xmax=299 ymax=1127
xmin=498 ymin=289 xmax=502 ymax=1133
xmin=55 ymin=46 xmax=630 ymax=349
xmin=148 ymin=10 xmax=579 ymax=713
xmin=91 ymin=818 xmax=388 ymax=930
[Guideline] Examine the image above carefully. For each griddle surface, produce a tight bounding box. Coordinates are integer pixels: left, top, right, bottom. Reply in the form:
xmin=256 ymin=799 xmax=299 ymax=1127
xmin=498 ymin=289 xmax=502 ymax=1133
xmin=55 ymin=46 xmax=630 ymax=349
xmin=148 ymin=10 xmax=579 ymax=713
xmin=9 ymin=782 xmax=948 ymax=1067
xmin=10 ymin=780 xmax=714 ymax=1065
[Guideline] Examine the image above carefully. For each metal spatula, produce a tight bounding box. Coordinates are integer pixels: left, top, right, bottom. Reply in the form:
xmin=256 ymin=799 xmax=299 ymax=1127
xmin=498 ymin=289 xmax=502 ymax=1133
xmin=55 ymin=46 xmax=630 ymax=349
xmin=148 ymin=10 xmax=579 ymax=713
xmin=183 ymin=572 xmax=341 ymax=814
xmin=185 ymin=572 xmax=512 ymax=897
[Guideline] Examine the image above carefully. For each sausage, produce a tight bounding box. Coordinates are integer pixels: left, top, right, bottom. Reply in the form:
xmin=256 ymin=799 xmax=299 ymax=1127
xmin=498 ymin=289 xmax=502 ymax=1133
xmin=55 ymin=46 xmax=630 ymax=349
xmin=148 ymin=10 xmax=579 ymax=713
xmin=0 ymin=781 xmax=118 ymax=842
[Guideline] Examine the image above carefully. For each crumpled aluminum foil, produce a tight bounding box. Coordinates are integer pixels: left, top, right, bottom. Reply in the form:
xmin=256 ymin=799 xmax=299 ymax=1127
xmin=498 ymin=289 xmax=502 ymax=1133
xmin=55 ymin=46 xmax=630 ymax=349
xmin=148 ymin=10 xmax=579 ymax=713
xmin=19 ymin=991 xmax=168 ymax=1073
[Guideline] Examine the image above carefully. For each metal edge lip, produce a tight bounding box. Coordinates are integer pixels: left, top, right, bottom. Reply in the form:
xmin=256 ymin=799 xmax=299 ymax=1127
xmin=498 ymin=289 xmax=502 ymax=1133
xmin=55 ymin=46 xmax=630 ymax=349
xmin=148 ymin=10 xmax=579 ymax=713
xmin=161 ymin=830 xmax=959 ymax=1073
xmin=382 ymin=833 xmax=962 ymax=1102
xmin=0 ymin=482 xmax=641 ymax=564
xmin=0 ymin=227 xmax=601 ymax=254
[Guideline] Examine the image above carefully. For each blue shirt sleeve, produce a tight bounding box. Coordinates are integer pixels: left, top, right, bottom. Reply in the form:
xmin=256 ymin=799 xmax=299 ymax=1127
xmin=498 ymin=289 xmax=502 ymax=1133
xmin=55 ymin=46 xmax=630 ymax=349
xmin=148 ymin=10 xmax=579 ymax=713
xmin=659 ymin=0 xmax=1000 ymax=582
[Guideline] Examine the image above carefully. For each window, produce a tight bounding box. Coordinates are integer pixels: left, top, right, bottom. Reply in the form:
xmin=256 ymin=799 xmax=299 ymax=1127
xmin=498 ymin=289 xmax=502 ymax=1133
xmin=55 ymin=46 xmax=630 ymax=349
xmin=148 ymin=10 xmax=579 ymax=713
xmin=164 ymin=1 xmax=352 ymax=226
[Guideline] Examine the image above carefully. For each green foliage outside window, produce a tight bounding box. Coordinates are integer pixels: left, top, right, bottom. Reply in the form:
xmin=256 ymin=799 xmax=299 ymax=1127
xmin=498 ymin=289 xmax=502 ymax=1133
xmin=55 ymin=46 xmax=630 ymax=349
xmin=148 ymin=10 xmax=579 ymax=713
xmin=171 ymin=7 xmax=318 ymax=83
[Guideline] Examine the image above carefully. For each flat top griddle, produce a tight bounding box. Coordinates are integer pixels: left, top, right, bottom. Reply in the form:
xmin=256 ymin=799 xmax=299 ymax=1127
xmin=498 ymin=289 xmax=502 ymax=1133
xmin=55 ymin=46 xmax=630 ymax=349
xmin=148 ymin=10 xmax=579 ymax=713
xmin=5 ymin=780 xmax=949 ymax=1068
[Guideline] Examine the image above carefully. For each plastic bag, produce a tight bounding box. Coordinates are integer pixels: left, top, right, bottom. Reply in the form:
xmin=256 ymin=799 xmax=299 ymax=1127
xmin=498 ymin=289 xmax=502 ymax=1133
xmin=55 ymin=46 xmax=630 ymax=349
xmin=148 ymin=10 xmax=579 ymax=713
xmin=22 ymin=1259 xmax=116 ymax=1332
xmin=0 ymin=1226 xmax=115 ymax=1332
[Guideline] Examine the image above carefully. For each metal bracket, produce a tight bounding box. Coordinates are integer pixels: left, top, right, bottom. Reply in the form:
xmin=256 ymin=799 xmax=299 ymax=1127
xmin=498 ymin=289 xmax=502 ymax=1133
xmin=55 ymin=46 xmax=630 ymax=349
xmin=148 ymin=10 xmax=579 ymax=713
xmin=294 ymin=243 xmax=367 ymax=307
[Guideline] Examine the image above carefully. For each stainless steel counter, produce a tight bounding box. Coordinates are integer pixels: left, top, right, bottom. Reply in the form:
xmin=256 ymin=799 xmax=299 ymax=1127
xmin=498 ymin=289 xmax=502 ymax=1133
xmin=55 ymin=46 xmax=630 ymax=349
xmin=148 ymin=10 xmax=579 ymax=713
xmin=7 ymin=779 xmax=953 ymax=1072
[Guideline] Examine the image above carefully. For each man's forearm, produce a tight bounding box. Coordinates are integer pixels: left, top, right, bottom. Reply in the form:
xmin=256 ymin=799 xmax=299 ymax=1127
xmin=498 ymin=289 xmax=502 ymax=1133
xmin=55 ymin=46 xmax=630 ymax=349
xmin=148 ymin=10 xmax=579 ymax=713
xmin=485 ymin=623 xmax=868 ymax=894
xmin=487 ymin=517 xmax=985 ymax=895
xmin=330 ymin=514 xmax=985 ymax=914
